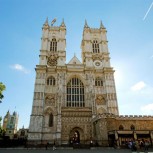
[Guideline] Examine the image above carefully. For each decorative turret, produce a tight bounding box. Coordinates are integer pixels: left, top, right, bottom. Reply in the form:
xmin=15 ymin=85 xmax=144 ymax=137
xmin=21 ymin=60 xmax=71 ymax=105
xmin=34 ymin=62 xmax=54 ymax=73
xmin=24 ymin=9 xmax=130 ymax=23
xmin=42 ymin=17 xmax=49 ymax=29
xmin=13 ymin=111 xmax=17 ymax=116
xmin=100 ymin=20 xmax=105 ymax=29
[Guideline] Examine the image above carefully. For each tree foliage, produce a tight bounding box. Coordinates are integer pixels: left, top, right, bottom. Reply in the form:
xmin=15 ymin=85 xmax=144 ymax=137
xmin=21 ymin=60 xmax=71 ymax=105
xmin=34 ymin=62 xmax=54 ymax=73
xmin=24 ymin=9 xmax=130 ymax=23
xmin=0 ymin=82 xmax=6 ymax=103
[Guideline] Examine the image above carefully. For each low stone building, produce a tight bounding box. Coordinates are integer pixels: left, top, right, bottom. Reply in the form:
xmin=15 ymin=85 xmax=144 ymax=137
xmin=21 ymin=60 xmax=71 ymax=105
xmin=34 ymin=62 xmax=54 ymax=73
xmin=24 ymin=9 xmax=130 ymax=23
xmin=93 ymin=114 xmax=153 ymax=147
xmin=17 ymin=126 xmax=28 ymax=140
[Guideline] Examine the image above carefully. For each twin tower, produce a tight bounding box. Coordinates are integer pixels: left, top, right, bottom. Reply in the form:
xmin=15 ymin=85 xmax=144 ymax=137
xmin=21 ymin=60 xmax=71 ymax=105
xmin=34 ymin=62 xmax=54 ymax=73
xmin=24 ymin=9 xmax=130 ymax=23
xmin=28 ymin=18 xmax=119 ymax=145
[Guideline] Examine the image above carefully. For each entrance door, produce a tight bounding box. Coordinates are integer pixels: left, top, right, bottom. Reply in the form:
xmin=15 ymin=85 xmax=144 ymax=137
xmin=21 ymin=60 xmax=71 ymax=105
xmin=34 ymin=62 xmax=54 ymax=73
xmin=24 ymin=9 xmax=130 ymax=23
xmin=69 ymin=127 xmax=84 ymax=144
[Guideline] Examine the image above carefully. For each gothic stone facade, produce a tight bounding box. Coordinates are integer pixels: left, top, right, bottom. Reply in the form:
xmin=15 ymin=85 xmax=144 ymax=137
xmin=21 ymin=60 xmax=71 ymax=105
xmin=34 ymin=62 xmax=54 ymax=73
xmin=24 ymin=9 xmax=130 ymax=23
xmin=28 ymin=19 xmax=153 ymax=146
xmin=28 ymin=19 xmax=118 ymax=145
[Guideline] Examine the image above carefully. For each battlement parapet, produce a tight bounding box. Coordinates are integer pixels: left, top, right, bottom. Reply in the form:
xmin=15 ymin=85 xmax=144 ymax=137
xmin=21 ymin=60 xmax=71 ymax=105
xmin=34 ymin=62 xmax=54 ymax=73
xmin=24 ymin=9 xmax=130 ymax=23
xmin=117 ymin=115 xmax=153 ymax=120
xmin=93 ymin=114 xmax=153 ymax=122
xmin=90 ymin=28 xmax=100 ymax=32
xmin=49 ymin=26 xmax=60 ymax=31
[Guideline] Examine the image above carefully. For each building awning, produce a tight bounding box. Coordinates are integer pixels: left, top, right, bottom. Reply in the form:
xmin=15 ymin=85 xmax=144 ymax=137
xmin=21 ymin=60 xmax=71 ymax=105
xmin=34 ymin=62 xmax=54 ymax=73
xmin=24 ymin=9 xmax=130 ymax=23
xmin=136 ymin=131 xmax=150 ymax=134
xmin=117 ymin=131 xmax=133 ymax=134
xmin=108 ymin=130 xmax=151 ymax=135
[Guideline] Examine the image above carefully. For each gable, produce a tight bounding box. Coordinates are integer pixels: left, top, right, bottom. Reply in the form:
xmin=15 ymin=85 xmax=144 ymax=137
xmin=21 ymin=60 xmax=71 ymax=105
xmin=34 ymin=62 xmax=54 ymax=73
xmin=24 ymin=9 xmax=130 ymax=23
xmin=68 ymin=55 xmax=82 ymax=65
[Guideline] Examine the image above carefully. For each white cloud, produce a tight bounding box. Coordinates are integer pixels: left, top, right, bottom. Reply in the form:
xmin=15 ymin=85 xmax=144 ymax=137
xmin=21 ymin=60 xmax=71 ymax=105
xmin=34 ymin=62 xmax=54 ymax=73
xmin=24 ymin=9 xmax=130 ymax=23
xmin=131 ymin=81 xmax=146 ymax=91
xmin=10 ymin=64 xmax=30 ymax=74
xmin=140 ymin=103 xmax=153 ymax=115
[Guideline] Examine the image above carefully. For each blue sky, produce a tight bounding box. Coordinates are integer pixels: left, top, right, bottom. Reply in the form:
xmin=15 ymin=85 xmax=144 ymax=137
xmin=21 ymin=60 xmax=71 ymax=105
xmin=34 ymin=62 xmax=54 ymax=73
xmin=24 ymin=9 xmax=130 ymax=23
xmin=0 ymin=0 xmax=153 ymax=129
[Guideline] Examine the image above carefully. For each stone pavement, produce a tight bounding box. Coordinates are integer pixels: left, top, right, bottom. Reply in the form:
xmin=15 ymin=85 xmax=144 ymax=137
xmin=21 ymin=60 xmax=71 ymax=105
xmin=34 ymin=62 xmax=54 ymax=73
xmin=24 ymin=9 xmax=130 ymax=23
xmin=0 ymin=148 xmax=153 ymax=153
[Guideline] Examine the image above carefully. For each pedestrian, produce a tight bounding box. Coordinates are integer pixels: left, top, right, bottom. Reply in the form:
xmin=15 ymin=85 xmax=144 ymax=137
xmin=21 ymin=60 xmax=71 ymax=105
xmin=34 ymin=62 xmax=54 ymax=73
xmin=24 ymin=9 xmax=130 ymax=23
xmin=45 ymin=142 xmax=48 ymax=150
xmin=128 ymin=140 xmax=132 ymax=149
xmin=144 ymin=140 xmax=149 ymax=151
xmin=139 ymin=139 xmax=144 ymax=151
xmin=53 ymin=140 xmax=56 ymax=150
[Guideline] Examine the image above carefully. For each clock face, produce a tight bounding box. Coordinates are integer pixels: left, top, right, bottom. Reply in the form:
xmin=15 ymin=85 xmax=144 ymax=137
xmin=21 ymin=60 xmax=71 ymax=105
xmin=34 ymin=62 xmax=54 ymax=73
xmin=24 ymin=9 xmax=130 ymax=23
xmin=95 ymin=62 xmax=100 ymax=66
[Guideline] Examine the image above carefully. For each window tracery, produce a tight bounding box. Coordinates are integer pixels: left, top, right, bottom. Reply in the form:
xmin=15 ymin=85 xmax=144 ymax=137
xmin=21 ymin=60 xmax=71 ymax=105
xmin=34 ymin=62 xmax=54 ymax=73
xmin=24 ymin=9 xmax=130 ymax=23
xmin=50 ymin=38 xmax=57 ymax=52
xmin=92 ymin=40 xmax=100 ymax=53
xmin=67 ymin=77 xmax=85 ymax=107
xmin=49 ymin=113 xmax=53 ymax=127
xmin=47 ymin=76 xmax=55 ymax=86
xmin=95 ymin=77 xmax=103 ymax=86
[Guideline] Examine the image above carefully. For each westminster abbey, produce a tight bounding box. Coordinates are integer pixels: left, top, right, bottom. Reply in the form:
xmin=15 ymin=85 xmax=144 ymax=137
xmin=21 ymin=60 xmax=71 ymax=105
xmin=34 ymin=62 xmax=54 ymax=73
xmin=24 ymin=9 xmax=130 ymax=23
xmin=28 ymin=19 xmax=153 ymax=147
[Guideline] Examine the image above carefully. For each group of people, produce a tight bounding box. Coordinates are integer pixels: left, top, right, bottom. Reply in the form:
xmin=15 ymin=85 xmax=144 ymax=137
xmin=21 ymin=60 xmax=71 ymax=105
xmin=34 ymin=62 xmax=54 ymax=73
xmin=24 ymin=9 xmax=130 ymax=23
xmin=128 ymin=139 xmax=150 ymax=151
xmin=45 ymin=141 xmax=56 ymax=150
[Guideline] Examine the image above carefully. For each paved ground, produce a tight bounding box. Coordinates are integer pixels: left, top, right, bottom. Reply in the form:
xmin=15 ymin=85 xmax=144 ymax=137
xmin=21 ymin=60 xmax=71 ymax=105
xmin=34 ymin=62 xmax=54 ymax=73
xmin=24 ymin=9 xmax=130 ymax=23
xmin=0 ymin=148 xmax=153 ymax=153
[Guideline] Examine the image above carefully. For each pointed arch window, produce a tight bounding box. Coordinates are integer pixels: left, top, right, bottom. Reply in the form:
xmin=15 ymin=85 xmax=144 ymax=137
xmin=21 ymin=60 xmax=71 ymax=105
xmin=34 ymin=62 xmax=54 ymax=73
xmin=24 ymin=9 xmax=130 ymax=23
xmin=50 ymin=38 xmax=57 ymax=52
xmin=95 ymin=77 xmax=103 ymax=86
xmin=67 ymin=77 xmax=85 ymax=107
xmin=47 ymin=76 xmax=55 ymax=86
xmin=21 ymin=130 xmax=25 ymax=136
xmin=92 ymin=40 xmax=100 ymax=53
xmin=49 ymin=113 xmax=53 ymax=127
xmin=131 ymin=125 xmax=135 ymax=130
xmin=119 ymin=125 xmax=124 ymax=130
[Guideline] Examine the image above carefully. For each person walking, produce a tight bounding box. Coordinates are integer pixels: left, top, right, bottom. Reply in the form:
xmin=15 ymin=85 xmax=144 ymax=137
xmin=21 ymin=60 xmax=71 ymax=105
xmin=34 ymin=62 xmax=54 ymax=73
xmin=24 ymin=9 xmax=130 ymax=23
xmin=53 ymin=140 xmax=56 ymax=150
xmin=45 ymin=142 xmax=49 ymax=150
xmin=144 ymin=140 xmax=149 ymax=151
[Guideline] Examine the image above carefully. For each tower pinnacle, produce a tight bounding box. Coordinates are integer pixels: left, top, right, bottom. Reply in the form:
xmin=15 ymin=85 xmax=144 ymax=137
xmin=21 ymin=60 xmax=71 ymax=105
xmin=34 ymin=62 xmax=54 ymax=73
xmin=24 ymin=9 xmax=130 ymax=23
xmin=61 ymin=18 xmax=66 ymax=27
xmin=84 ymin=19 xmax=89 ymax=28
xmin=100 ymin=20 xmax=105 ymax=29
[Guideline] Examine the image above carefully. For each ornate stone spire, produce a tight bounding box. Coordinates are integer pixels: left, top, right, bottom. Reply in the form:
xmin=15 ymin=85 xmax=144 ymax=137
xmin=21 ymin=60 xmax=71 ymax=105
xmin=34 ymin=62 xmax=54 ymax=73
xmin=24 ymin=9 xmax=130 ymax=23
xmin=84 ymin=19 xmax=89 ymax=28
xmin=100 ymin=20 xmax=105 ymax=29
xmin=44 ymin=17 xmax=49 ymax=25
xmin=60 ymin=18 xmax=66 ymax=27
xmin=43 ymin=17 xmax=49 ymax=29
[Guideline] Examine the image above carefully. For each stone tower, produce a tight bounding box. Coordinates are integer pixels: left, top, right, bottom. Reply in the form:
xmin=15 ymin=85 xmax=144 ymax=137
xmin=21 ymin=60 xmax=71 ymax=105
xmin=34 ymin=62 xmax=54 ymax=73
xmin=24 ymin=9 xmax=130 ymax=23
xmin=81 ymin=20 xmax=119 ymax=117
xmin=28 ymin=19 xmax=119 ymax=145
xmin=3 ymin=111 xmax=18 ymax=139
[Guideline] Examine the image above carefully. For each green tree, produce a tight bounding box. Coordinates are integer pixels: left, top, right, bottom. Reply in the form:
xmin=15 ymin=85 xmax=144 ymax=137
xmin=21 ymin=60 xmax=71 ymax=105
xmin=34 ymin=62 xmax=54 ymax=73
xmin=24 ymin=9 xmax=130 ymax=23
xmin=0 ymin=82 xmax=6 ymax=103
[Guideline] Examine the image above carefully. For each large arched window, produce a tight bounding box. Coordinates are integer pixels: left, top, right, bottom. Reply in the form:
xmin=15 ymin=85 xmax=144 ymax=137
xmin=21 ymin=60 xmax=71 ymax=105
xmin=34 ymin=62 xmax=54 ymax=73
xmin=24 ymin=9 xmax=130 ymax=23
xmin=92 ymin=40 xmax=100 ymax=53
xmin=49 ymin=113 xmax=53 ymax=127
xmin=95 ymin=77 xmax=103 ymax=86
xmin=67 ymin=77 xmax=85 ymax=107
xmin=47 ymin=76 xmax=55 ymax=86
xmin=50 ymin=38 xmax=57 ymax=52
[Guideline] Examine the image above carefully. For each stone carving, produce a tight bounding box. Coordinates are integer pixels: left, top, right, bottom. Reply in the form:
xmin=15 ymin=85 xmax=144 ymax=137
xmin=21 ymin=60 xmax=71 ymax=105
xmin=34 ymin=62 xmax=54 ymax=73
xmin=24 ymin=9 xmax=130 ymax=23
xmin=47 ymin=54 xmax=58 ymax=66
xmin=44 ymin=107 xmax=53 ymax=115
xmin=96 ymin=95 xmax=106 ymax=105
xmin=97 ymin=107 xmax=107 ymax=114
xmin=92 ymin=53 xmax=103 ymax=61
xmin=45 ymin=94 xmax=55 ymax=105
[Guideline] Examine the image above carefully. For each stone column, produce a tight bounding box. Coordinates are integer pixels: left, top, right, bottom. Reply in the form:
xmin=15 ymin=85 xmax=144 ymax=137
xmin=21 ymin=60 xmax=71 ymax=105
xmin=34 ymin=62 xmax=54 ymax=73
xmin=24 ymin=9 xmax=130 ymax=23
xmin=134 ymin=131 xmax=137 ymax=140
xmin=115 ymin=131 xmax=119 ymax=148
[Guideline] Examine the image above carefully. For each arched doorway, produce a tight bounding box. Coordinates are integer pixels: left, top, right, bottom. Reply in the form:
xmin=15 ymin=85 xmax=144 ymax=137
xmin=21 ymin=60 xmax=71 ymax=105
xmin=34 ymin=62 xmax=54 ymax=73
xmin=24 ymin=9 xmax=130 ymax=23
xmin=69 ymin=127 xmax=84 ymax=144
